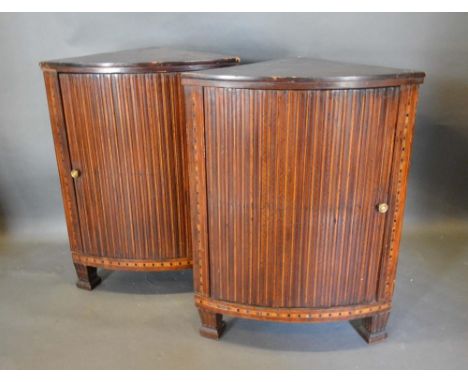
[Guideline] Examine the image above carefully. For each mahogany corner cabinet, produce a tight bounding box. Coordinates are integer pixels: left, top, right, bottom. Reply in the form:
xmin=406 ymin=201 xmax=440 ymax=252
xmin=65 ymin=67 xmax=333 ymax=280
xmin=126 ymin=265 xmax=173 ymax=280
xmin=182 ymin=58 xmax=425 ymax=343
xmin=40 ymin=48 xmax=240 ymax=290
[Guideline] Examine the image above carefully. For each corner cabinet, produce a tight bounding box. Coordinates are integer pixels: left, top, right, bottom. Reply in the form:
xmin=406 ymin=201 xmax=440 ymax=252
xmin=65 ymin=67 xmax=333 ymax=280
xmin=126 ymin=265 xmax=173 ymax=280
xmin=41 ymin=48 xmax=239 ymax=290
xmin=182 ymin=58 xmax=424 ymax=343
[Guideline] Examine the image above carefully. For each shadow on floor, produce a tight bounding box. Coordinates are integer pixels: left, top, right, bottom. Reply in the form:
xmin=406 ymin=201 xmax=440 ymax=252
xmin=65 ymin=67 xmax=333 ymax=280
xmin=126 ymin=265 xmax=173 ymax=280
xmin=96 ymin=269 xmax=194 ymax=295
xmin=219 ymin=317 xmax=369 ymax=352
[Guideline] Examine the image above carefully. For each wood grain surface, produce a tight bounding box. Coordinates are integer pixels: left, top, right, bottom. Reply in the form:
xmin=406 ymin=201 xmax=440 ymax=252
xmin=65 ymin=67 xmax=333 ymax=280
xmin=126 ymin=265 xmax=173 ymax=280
xmin=203 ymin=87 xmax=400 ymax=308
xmin=40 ymin=47 xmax=240 ymax=74
xmin=59 ymin=73 xmax=192 ymax=263
xmin=183 ymin=58 xmax=423 ymax=341
xmin=42 ymin=49 xmax=240 ymax=283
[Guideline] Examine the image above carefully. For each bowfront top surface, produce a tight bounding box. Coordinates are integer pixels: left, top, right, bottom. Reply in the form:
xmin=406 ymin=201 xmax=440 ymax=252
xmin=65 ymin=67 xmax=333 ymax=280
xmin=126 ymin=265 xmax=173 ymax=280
xmin=40 ymin=47 xmax=240 ymax=73
xmin=181 ymin=57 xmax=425 ymax=89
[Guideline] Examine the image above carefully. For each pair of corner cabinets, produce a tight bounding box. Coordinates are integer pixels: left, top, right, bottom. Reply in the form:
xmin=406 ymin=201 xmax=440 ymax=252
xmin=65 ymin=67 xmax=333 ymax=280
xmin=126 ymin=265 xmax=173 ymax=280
xmin=41 ymin=48 xmax=425 ymax=344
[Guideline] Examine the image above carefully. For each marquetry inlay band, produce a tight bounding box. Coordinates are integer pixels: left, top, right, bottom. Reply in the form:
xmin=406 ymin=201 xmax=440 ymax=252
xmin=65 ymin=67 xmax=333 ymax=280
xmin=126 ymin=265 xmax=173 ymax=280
xmin=195 ymin=295 xmax=391 ymax=322
xmin=384 ymin=85 xmax=417 ymax=299
xmin=72 ymin=252 xmax=193 ymax=271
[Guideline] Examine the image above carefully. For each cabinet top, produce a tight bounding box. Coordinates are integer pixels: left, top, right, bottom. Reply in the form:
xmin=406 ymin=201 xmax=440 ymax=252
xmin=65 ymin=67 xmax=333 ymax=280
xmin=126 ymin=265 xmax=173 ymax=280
xmin=40 ymin=47 xmax=240 ymax=74
xmin=181 ymin=57 xmax=425 ymax=89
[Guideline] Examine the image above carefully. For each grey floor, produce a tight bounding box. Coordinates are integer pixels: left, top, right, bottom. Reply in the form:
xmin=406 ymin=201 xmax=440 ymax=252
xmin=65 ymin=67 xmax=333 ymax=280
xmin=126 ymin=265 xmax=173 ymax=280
xmin=0 ymin=224 xmax=467 ymax=369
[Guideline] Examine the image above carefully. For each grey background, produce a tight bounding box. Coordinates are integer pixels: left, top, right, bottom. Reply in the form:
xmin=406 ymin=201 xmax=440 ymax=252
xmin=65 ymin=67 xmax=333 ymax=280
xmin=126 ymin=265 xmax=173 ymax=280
xmin=0 ymin=13 xmax=467 ymax=238
xmin=1 ymin=13 xmax=468 ymax=370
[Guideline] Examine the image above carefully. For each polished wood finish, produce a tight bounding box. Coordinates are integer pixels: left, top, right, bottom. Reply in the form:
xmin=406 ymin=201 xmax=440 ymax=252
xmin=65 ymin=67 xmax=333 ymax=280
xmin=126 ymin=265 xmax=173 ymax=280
xmin=60 ymin=73 xmax=192 ymax=265
xmin=182 ymin=58 xmax=424 ymax=342
xmin=41 ymin=47 xmax=240 ymax=74
xmin=203 ymin=86 xmax=399 ymax=308
xmin=182 ymin=57 xmax=424 ymax=89
xmin=41 ymin=48 xmax=239 ymax=289
xmin=74 ymin=262 xmax=101 ymax=290
xmin=198 ymin=309 xmax=225 ymax=340
xmin=195 ymin=295 xmax=391 ymax=323
xmin=351 ymin=312 xmax=390 ymax=344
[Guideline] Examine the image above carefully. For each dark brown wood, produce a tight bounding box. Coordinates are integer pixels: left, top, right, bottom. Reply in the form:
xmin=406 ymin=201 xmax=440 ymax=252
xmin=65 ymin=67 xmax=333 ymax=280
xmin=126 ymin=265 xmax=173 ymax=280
xmin=41 ymin=48 xmax=240 ymax=288
xmin=182 ymin=57 xmax=425 ymax=89
xmin=378 ymin=85 xmax=421 ymax=301
xmin=203 ymin=87 xmax=399 ymax=308
xmin=198 ymin=309 xmax=225 ymax=340
xmin=74 ymin=263 xmax=101 ymax=290
xmin=351 ymin=312 xmax=390 ymax=344
xmin=184 ymin=85 xmax=210 ymax=295
xmin=43 ymin=71 xmax=83 ymax=251
xmin=182 ymin=58 xmax=424 ymax=343
xmin=40 ymin=47 xmax=240 ymax=74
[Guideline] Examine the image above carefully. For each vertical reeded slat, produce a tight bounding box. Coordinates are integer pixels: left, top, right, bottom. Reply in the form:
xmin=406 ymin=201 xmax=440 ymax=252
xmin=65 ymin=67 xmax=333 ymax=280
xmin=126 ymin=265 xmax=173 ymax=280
xmin=204 ymin=87 xmax=400 ymax=308
xmin=59 ymin=73 xmax=191 ymax=262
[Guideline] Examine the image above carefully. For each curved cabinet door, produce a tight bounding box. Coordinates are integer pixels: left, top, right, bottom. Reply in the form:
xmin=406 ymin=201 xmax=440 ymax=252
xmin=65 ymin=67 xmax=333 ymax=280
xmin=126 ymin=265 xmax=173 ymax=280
xmin=60 ymin=73 xmax=191 ymax=263
xmin=203 ymin=87 xmax=400 ymax=308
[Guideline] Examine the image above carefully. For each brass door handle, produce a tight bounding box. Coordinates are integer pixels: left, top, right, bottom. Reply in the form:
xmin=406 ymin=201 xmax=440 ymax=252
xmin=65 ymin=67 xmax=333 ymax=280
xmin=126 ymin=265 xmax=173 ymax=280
xmin=377 ymin=203 xmax=389 ymax=214
xmin=70 ymin=169 xmax=81 ymax=179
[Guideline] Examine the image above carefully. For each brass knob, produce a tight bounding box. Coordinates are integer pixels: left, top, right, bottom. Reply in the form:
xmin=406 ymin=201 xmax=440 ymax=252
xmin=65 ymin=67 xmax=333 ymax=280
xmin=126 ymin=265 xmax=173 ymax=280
xmin=377 ymin=203 xmax=389 ymax=214
xmin=70 ymin=169 xmax=80 ymax=179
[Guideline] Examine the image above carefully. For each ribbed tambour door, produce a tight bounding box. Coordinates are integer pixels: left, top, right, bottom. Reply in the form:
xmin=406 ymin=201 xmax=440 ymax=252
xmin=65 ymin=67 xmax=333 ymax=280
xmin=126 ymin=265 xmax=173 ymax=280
xmin=60 ymin=73 xmax=191 ymax=261
xmin=203 ymin=87 xmax=400 ymax=308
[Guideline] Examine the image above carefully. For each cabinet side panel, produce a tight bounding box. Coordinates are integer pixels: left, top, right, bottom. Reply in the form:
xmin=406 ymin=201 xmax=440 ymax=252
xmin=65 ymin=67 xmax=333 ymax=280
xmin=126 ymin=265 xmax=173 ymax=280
xmin=42 ymin=70 xmax=82 ymax=250
xmin=204 ymin=87 xmax=400 ymax=308
xmin=378 ymin=85 xmax=421 ymax=301
xmin=60 ymin=73 xmax=191 ymax=261
xmin=184 ymin=85 xmax=210 ymax=294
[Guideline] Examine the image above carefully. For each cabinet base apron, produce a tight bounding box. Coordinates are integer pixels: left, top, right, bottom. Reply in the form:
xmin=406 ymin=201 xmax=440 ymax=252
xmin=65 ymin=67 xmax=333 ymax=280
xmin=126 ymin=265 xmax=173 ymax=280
xmin=195 ymin=295 xmax=391 ymax=343
xmin=71 ymin=252 xmax=193 ymax=289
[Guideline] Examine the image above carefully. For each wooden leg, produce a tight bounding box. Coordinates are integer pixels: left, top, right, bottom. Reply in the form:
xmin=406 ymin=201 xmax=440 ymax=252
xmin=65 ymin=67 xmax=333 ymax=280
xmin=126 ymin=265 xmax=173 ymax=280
xmin=198 ymin=309 xmax=225 ymax=340
xmin=74 ymin=263 xmax=101 ymax=290
xmin=351 ymin=312 xmax=390 ymax=344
